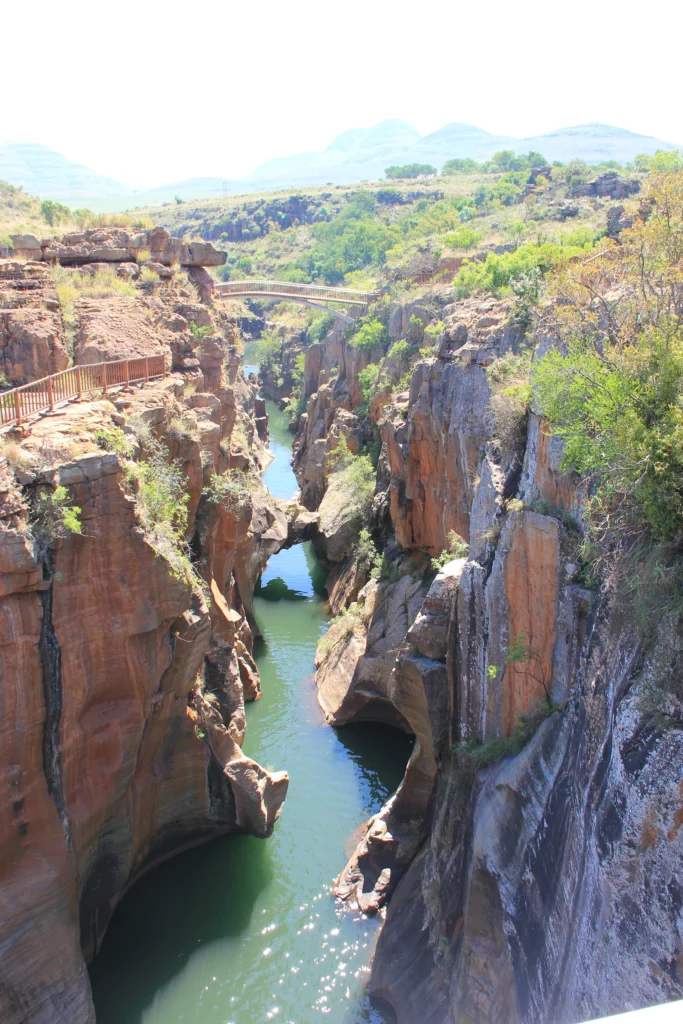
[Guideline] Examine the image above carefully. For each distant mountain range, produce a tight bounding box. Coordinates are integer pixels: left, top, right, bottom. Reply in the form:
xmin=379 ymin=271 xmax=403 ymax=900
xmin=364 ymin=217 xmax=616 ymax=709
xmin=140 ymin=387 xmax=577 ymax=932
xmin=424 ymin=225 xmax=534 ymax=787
xmin=1 ymin=121 xmax=680 ymax=212
xmin=0 ymin=143 xmax=135 ymax=203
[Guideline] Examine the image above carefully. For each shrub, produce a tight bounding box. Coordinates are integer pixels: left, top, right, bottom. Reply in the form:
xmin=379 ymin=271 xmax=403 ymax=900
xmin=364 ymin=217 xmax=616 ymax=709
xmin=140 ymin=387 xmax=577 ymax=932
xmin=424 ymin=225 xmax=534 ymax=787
xmin=356 ymin=527 xmax=383 ymax=579
xmin=124 ymin=442 xmax=202 ymax=591
xmin=189 ymin=322 xmax=213 ymax=340
xmin=93 ymin=426 xmax=135 ymax=458
xmin=443 ymin=227 xmax=481 ymax=251
xmin=203 ymin=470 xmax=252 ymax=510
xmin=531 ymin=172 xmax=683 ymax=545
xmin=452 ymin=698 xmax=557 ymax=800
xmin=349 ymin=318 xmax=388 ymax=351
xmin=399 ymin=195 xmax=475 ymax=238
xmin=388 ymin=339 xmax=411 ymax=360
xmin=328 ymin=440 xmax=376 ymax=528
xmin=254 ymin=330 xmax=281 ymax=367
xmin=32 ymin=485 xmax=82 ymax=545
xmin=284 ymin=351 xmax=306 ymax=418
xmin=307 ymin=311 xmax=335 ymax=342
xmin=357 ymin=363 xmax=381 ymax=405
xmin=453 ymin=239 xmax=592 ymax=299
xmin=317 ymin=601 xmax=367 ymax=658
xmin=327 ymin=433 xmax=354 ymax=472
xmin=431 ymin=530 xmax=469 ymax=570
xmin=424 ymin=320 xmax=445 ymax=345
xmin=486 ymin=347 xmax=533 ymax=458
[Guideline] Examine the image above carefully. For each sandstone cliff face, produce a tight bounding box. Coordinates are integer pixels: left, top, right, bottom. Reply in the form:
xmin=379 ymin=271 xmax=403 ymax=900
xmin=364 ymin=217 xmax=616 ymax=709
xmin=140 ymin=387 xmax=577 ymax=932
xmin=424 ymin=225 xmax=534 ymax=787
xmin=0 ymin=297 xmax=290 ymax=1021
xmin=0 ymin=261 xmax=69 ymax=382
xmin=292 ymin=323 xmax=377 ymax=510
xmin=303 ymin=294 xmax=682 ymax=1022
xmin=0 ymin=229 xmax=226 ymax=384
xmin=371 ymin=602 xmax=683 ymax=1024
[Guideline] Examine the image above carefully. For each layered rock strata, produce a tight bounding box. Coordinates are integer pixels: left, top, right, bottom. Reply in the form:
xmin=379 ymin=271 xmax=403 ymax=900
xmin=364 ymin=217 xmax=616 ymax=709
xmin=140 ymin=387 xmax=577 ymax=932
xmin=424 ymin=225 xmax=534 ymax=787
xmin=0 ymin=241 xmax=232 ymax=383
xmin=0 ymin=297 xmax=300 ymax=1021
xmin=300 ymin=293 xmax=683 ymax=1022
xmin=10 ymin=226 xmax=225 ymax=269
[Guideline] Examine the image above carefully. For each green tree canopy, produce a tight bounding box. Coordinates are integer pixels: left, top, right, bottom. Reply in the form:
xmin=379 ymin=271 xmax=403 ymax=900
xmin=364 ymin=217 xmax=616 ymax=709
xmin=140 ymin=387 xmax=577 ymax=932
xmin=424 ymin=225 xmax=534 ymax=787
xmin=384 ymin=163 xmax=437 ymax=180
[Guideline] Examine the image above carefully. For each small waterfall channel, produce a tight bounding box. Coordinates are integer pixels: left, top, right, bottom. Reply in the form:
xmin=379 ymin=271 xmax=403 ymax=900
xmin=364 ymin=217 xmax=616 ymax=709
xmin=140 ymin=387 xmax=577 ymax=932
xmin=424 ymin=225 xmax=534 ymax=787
xmin=89 ymin=359 xmax=411 ymax=1024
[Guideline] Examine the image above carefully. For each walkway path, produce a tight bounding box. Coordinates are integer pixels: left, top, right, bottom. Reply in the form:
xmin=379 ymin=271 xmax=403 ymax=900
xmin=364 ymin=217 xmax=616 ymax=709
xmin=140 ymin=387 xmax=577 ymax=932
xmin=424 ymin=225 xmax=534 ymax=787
xmin=0 ymin=355 xmax=167 ymax=432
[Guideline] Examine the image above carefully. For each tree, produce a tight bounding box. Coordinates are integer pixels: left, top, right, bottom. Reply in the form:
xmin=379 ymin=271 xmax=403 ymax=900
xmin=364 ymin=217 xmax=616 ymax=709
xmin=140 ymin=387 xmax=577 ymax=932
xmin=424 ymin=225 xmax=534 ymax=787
xmin=532 ymin=170 xmax=683 ymax=544
xmin=349 ymin=318 xmax=388 ymax=351
xmin=490 ymin=150 xmax=516 ymax=172
xmin=40 ymin=199 xmax=71 ymax=226
xmin=442 ymin=158 xmax=480 ymax=175
xmin=384 ymin=163 xmax=437 ymax=180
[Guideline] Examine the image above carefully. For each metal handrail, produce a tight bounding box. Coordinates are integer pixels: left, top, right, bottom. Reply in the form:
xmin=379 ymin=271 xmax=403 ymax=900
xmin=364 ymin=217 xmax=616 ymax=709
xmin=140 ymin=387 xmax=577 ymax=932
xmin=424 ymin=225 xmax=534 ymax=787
xmin=215 ymin=280 xmax=378 ymax=304
xmin=0 ymin=354 xmax=167 ymax=429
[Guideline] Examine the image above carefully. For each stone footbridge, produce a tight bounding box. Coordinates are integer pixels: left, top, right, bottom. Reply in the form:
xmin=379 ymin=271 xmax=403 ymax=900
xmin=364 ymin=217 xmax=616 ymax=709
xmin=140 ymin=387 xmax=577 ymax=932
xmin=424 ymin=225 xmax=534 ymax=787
xmin=215 ymin=280 xmax=378 ymax=323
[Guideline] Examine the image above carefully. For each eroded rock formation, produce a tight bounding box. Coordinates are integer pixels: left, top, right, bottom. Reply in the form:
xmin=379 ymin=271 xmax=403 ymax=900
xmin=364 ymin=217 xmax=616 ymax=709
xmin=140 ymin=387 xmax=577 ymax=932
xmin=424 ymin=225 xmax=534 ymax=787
xmin=298 ymin=292 xmax=683 ymax=1022
xmin=0 ymin=285 xmax=297 ymax=1021
xmin=0 ymin=229 xmax=226 ymax=384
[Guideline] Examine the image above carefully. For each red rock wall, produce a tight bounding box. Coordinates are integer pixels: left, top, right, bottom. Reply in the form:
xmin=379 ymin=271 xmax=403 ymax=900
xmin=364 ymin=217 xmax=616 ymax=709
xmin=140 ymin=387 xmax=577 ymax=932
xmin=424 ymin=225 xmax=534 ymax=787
xmin=0 ymin=378 xmax=287 ymax=1022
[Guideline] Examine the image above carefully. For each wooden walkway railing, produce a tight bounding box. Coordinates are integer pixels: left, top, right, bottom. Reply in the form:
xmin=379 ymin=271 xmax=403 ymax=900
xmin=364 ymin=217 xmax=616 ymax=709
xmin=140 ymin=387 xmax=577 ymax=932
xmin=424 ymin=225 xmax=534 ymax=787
xmin=216 ymin=280 xmax=378 ymax=305
xmin=0 ymin=354 xmax=167 ymax=429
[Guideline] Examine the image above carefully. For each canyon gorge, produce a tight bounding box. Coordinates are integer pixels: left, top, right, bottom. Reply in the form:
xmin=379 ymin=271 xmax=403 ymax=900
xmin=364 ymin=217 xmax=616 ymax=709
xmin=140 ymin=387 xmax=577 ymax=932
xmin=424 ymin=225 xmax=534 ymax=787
xmin=0 ymin=162 xmax=681 ymax=1024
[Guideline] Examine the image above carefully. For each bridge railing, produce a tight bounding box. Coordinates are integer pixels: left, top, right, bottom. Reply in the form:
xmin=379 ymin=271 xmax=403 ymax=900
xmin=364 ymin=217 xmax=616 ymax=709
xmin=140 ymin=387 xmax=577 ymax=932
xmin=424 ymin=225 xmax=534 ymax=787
xmin=216 ymin=280 xmax=378 ymax=304
xmin=0 ymin=354 xmax=167 ymax=429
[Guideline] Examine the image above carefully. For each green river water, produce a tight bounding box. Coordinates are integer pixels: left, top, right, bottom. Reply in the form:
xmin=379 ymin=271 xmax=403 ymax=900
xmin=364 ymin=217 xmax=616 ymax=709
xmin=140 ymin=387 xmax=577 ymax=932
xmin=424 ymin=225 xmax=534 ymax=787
xmin=89 ymin=367 xmax=411 ymax=1024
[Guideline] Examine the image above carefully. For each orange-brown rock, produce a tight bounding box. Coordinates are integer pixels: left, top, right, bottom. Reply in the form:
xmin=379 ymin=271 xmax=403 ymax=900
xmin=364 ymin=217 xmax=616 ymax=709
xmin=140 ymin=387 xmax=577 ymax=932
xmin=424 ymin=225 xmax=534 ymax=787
xmin=34 ymin=226 xmax=226 ymax=270
xmin=0 ymin=363 xmax=288 ymax=1023
xmin=0 ymin=308 xmax=69 ymax=383
xmin=73 ymin=297 xmax=168 ymax=365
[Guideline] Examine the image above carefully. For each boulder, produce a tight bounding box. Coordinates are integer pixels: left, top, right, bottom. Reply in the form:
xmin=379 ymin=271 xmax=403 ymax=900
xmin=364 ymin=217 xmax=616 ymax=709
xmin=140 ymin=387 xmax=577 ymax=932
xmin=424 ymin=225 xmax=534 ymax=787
xmin=9 ymin=233 xmax=42 ymax=260
xmin=185 ymin=242 xmax=227 ymax=268
xmin=188 ymin=265 xmax=215 ymax=301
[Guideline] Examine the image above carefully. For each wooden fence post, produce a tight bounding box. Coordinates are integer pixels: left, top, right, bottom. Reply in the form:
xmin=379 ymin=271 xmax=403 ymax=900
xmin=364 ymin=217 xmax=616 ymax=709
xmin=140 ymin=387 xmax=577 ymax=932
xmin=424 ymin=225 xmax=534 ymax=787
xmin=75 ymin=366 xmax=82 ymax=401
xmin=124 ymin=359 xmax=130 ymax=389
xmin=145 ymin=357 xmax=149 ymax=382
xmin=46 ymin=377 xmax=54 ymax=412
xmin=14 ymin=390 xmax=22 ymax=427
xmin=102 ymin=363 xmax=108 ymax=394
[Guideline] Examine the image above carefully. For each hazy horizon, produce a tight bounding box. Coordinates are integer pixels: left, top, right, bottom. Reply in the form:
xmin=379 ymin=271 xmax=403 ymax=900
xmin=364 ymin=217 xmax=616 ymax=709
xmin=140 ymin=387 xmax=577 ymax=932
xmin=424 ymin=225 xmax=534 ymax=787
xmin=4 ymin=0 xmax=683 ymax=189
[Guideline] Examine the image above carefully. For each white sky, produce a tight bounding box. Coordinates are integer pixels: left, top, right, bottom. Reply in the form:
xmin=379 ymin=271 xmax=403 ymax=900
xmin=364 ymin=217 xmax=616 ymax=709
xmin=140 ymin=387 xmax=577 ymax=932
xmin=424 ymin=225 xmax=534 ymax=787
xmin=3 ymin=0 xmax=681 ymax=188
